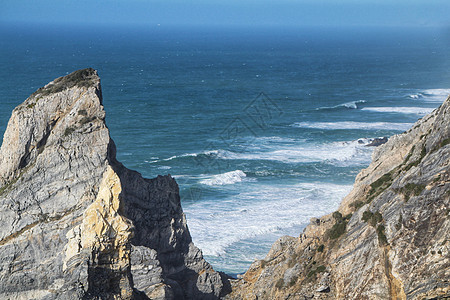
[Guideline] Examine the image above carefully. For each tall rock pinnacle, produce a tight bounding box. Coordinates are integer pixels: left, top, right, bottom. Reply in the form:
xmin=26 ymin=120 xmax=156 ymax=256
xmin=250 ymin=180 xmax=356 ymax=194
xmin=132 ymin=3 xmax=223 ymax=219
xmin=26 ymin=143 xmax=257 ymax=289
xmin=0 ymin=69 xmax=227 ymax=299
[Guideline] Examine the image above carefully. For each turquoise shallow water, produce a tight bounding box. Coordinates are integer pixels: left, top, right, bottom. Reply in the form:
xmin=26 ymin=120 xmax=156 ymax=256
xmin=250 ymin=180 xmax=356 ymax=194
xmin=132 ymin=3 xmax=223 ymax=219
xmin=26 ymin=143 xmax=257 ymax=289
xmin=0 ymin=24 xmax=449 ymax=275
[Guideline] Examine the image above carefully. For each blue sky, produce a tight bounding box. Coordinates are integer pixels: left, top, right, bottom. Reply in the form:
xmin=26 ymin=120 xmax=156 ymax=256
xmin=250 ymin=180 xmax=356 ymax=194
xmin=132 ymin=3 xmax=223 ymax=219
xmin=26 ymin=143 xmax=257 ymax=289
xmin=1 ymin=0 xmax=449 ymax=28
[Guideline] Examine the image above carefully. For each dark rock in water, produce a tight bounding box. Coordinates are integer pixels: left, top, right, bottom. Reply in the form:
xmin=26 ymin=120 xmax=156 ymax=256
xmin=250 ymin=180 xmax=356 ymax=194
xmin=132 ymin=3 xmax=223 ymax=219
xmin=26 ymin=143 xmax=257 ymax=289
xmin=0 ymin=69 xmax=226 ymax=299
xmin=366 ymin=137 xmax=388 ymax=147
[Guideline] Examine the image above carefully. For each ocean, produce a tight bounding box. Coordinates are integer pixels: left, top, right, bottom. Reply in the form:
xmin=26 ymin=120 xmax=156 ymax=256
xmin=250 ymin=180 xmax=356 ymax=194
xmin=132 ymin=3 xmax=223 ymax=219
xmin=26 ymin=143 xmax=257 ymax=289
xmin=1 ymin=24 xmax=449 ymax=275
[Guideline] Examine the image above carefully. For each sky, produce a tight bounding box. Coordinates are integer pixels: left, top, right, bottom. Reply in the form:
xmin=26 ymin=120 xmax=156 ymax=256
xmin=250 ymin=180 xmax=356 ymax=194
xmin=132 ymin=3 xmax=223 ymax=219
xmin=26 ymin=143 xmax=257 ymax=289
xmin=1 ymin=0 xmax=450 ymax=29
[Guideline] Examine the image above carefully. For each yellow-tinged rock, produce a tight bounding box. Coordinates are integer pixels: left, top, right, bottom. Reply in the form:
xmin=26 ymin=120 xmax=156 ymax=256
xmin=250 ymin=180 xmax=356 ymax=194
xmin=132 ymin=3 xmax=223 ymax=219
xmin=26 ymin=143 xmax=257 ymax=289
xmin=81 ymin=166 xmax=134 ymax=252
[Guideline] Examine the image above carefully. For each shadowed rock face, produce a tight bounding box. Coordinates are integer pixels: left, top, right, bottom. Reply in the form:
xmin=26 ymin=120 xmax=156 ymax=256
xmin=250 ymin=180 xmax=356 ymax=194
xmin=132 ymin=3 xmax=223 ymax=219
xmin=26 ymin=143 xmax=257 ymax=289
xmin=0 ymin=69 xmax=228 ymax=300
xmin=227 ymin=96 xmax=450 ymax=299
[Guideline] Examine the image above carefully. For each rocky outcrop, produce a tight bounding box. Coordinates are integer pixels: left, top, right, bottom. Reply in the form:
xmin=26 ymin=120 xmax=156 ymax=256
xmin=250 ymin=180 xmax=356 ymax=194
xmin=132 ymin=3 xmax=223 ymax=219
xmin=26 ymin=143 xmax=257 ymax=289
xmin=0 ymin=69 xmax=227 ymax=299
xmin=227 ymin=96 xmax=450 ymax=299
xmin=365 ymin=137 xmax=388 ymax=147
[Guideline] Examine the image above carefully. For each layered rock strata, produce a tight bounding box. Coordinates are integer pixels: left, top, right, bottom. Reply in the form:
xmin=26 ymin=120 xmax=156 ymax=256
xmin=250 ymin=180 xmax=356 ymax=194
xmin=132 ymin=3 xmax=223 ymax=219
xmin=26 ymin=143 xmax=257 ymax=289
xmin=0 ymin=69 xmax=227 ymax=300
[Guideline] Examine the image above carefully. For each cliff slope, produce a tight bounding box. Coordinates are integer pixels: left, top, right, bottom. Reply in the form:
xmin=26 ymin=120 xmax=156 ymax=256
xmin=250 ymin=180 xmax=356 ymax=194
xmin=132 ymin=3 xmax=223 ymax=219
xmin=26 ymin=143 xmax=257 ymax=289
xmin=0 ymin=69 xmax=228 ymax=300
xmin=227 ymin=96 xmax=450 ymax=299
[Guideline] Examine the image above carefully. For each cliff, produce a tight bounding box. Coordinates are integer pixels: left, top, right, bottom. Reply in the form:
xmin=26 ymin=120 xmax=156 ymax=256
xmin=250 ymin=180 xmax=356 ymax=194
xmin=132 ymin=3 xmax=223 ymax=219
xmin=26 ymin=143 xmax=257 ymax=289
xmin=227 ymin=96 xmax=450 ymax=299
xmin=0 ymin=69 xmax=228 ymax=299
xmin=1 ymin=69 xmax=448 ymax=300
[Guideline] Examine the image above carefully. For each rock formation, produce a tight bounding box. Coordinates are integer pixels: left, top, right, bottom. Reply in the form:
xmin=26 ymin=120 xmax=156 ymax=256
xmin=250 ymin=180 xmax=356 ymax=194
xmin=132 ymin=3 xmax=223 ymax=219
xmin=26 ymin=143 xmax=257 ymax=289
xmin=1 ymin=68 xmax=448 ymax=300
xmin=227 ymin=96 xmax=450 ymax=299
xmin=0 ymin=69 xmax=228 ymax=299
xmin=366 ymin=137 xmax=388 ymax=147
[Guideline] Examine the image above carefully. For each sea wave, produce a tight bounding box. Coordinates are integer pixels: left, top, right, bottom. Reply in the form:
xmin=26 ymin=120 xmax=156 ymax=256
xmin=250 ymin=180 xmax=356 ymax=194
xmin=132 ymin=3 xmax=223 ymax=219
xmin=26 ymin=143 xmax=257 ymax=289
xmin=150 ymin=136 xmax=378 ymax=168
xmin=184 ymin=182 xmax=352 ymax=256
xmin=214 ymin=139 xmax=374 ymax=166
xmin=157 ymin=166 xmax=172 ymax=170
xmin=315 ymin=100 xmax=366 ymax=111
xmin=200 ymin=170 xmax=248 ymax=186
xmin=148 ymin=150 xmax=219 ymax=163
xmin=408 ymin=88 xmax=450 ymax=102
xmin=291 ymin=121 xmax=413 ymax=131
xmin=361 ymin=106 xmax=434 ymax=115
xmin=422 ymin=88 xmax=450 ymax=96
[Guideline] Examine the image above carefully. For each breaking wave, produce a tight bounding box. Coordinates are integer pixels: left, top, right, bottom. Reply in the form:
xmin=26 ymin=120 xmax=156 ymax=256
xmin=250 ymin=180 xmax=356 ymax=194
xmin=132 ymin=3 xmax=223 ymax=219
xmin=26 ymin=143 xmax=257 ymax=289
xmin=184 ymin=182 xmax=353 ymax=256
xmin=408 ymin=89 xmax=450 ymax=102
xmin=315 ymin=100 xmax=366 ymax=111
xmin=361 ymin=106 xmax=434 ymax=115
xmin=291 ymin=121 xmax=413 ymax=131
xmin=200 ymin=170 xmax=248 ymax=186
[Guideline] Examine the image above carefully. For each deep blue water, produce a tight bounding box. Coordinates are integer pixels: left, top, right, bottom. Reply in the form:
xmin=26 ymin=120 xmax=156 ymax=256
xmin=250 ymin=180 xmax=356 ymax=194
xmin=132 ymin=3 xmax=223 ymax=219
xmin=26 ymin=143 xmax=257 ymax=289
xmin=1 ymin=24 xmax=449 ymax=274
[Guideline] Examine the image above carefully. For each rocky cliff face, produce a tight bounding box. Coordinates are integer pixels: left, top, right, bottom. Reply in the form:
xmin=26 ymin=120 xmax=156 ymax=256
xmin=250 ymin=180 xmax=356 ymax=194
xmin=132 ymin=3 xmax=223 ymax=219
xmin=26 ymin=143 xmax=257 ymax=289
xmin=227 ymin=96 xmax=450 ymax=299
xmin=0 ymin=69 xmax=228 ymax=300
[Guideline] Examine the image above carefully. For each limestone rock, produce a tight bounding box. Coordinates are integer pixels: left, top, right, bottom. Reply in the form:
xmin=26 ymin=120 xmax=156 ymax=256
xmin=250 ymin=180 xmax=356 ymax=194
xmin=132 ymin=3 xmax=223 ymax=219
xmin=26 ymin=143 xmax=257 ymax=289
xmin=0 ymin=69 xmax=226 ymax=299
xmin=227 ymin=95 xmax=450 ymax=299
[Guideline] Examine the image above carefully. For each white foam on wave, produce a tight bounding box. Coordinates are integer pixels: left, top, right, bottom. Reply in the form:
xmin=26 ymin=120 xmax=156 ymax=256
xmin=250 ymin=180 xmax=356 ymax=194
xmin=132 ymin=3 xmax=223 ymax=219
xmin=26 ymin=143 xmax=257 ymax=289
xmin=316 ymin=100 xmax=366 ymax=110
xmin=149 ymin=150 xmax=219 ymax=163
xmin=250 ymin=136 xmax=299 ymax=143
xmin=184 ymin=182 xmax=352 ymax=256
xmin=422 ymin=89 xmax=450 ymax=96
xmin=216 ymin=139 xmax=373 ymax=166
xmin=362 ymin=107 xmax=434 ymax=115
xmin=147 ymin=135 xmax=380 ymax=167
xmin=232 ymin=136 xmax=303 ymax=153
xmin=157 ymin=166 xmax=172 ymax=170
xmin=154 ymin=136 xmax=377 ymax=171
xmin=200 ymin=170 xmax=247 ymax=186
xmin=291 ymin=121 xmax=413 ymax=131
xmin=408 ymin=88 xmax=450 ymax=102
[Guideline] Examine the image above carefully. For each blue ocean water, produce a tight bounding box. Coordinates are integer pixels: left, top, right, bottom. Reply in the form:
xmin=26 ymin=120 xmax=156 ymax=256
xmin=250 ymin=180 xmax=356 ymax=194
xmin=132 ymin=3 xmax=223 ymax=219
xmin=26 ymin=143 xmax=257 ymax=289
xmin=1 ymin=24 xmax=449 ymax=275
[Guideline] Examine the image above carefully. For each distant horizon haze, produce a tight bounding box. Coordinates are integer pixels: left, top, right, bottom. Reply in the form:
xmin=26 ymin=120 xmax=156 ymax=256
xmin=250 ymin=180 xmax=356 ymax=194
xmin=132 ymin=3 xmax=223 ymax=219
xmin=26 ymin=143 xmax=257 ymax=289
xmin=1 ymin=0 xmax=450 ymax=29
